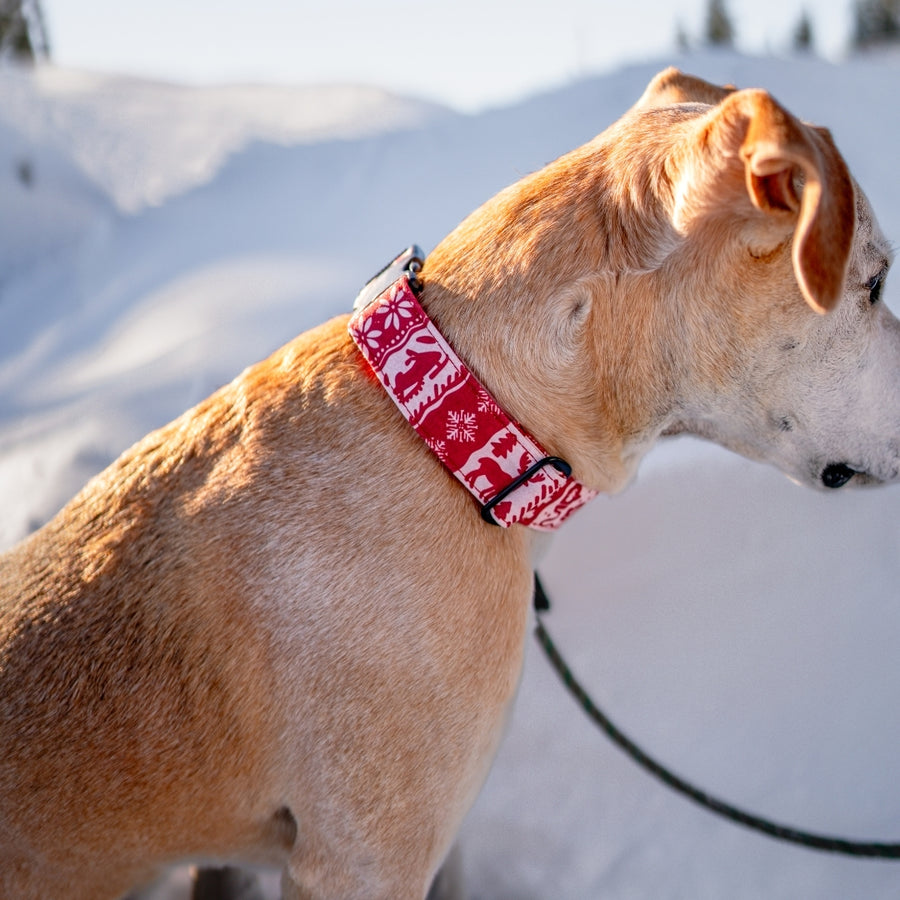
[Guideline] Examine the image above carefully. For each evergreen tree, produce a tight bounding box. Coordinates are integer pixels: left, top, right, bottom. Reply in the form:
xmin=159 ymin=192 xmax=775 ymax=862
xmin=853 ymin=0 xmax=900 ymax=49
xmin=705 ymin=0 xmax=735 ymax=47
xmin=793 ymin=9 xmax=815 ymax=52
xmin=0 ymin=0 xmax=49 ymax=63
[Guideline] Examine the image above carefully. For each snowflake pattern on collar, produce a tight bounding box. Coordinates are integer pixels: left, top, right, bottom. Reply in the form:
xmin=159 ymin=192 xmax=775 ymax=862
xmin=348 ymin=276 xmax=598 ymax=530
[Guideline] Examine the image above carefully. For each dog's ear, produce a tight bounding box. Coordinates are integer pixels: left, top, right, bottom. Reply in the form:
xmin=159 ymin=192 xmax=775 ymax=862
xmin=637 ymin=67 xmax=735 ymax=110
xmin=712 ymin=89 xmax=856 ymax=313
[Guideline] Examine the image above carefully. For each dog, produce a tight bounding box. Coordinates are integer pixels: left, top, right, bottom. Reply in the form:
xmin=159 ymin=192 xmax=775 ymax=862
xmin=1 ymin=67 xmax=897 ymax=899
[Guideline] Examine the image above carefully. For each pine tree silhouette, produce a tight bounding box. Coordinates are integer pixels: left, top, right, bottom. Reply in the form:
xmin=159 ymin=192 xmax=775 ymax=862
xmin=0 ymin=0 xmax=49 ymax=63
xmin=491 ymin=432 xmax=519 ymax=459
xmin=853 ymin=0 xmax=900 ymax=49
xmin=793 ymin=9 xmax=815 ymax=52
xmin=705 ymin=0 xmax=735 ymax=46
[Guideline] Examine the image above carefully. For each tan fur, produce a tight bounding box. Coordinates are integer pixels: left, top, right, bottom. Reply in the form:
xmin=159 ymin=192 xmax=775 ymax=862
xmin=1 ymin=70 xmax=896 ymax=899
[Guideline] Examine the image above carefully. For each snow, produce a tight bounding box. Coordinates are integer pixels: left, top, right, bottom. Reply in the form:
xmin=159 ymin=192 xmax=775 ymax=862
xmin=2 ymin=51 xmax=900 ymax=898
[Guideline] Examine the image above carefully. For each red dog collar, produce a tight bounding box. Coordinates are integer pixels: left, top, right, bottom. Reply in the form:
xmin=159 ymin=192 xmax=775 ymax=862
xmin=348 ymin=272 xmax=597 ymax=529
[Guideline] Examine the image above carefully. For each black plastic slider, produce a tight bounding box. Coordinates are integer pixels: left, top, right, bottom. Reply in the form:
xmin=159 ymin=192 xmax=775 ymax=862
xmin=480 ymin=456 xmax=573 ymax=525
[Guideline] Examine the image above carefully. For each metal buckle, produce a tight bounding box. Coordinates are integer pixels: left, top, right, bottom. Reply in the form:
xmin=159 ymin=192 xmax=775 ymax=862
xmin=480 ymin=456 xmax=573 ymax=525
xmin=353 ymin=245 xmax=425 ymax=311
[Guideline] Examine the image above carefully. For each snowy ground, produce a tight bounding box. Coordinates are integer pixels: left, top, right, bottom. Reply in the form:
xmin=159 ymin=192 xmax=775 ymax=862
xmin=2 ymin=50 xmax=900 ymax=898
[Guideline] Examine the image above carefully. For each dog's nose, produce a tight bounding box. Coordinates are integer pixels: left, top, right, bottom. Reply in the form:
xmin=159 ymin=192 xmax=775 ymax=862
xmin=821 ymin=463 xmax=856 ymax=488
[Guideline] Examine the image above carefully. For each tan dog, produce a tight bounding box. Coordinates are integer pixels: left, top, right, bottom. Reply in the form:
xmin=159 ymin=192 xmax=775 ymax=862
xmin=1 ymin=68 xmax=897 ymax=899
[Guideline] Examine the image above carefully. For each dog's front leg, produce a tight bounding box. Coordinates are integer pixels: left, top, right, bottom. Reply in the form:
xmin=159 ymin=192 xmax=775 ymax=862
xmin=279 ymin=867 xmax=421 ymax=900
xmin=278 ymin=852 xmax=442 ymax=900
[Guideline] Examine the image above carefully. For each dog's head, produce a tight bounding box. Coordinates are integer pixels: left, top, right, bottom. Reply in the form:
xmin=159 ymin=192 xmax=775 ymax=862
xmin=426 ymin=69 xmax=898 ymax=493
xmin=633 ymin=69 xmax=897 ymax=490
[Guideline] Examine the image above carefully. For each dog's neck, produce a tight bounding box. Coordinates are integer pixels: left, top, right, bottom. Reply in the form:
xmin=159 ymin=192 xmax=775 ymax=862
xmin=416 ymin=146 xmax=683 ymax=495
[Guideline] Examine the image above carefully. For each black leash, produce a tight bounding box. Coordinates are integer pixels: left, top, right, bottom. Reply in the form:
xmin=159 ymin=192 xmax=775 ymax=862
xmin=532 ymin=574 xmax=900 ymax=858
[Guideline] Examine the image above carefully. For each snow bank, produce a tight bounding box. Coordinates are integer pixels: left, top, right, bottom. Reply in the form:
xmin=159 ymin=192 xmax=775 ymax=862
xmin=0 ymin=64 xmax=452 ymax=212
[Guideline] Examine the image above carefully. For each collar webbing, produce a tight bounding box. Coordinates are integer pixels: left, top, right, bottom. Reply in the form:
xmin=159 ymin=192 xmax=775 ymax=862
xmin=348 ymin=271 xmax=597 ymax=529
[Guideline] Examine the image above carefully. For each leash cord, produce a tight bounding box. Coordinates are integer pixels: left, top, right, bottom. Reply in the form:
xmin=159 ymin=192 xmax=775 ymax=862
xmin=533 ymin=575 xmax=900 ymax=858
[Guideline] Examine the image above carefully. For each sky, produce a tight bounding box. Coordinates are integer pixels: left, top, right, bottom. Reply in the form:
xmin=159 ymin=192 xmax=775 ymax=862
xmin=41 ymin=0 xmax=857 ymax=111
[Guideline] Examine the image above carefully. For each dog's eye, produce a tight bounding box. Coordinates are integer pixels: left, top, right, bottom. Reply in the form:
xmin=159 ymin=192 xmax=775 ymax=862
xmin=867 ymin=271 xmax=886 ymax=305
